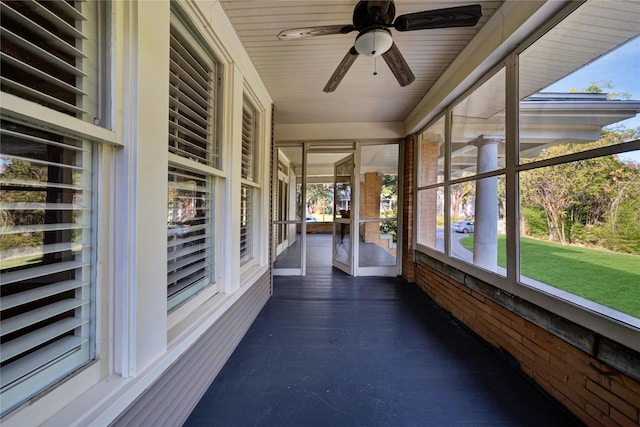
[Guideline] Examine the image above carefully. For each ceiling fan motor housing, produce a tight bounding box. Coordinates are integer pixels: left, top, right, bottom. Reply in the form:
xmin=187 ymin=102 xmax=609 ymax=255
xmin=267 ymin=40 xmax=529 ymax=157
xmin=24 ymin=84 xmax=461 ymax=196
xmin=353 ymin=0 xmax=395 ymax=30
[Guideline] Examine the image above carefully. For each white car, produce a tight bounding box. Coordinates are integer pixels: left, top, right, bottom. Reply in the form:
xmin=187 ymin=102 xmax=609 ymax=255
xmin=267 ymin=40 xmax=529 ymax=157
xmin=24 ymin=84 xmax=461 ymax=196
xmin=452 ymin=220 xmax=474 ymax=233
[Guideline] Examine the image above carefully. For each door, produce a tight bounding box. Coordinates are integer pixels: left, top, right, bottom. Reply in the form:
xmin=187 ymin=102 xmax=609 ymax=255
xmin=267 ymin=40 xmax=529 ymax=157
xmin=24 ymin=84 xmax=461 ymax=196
xmin=332 ymin=154 xmax=354 ymax=274
xmin=356 ymin=143 xmax=400 ymax=276
xmin=273 ymin=146 xmax=303 ymax=275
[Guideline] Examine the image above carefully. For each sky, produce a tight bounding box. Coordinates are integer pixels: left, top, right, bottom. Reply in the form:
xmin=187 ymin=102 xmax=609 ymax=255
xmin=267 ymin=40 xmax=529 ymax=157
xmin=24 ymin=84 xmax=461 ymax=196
xmin=544 ymin=36 xmax=640 ymax=163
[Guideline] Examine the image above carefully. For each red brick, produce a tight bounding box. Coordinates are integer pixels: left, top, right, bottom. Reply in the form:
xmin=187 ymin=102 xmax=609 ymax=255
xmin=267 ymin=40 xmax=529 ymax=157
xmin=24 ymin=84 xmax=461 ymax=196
xmin=500 ymin=322 xmax=522 ymax=343
xmin=566 ymin=346 xmax=590 ymax=368
xmin=585 ymin=401 xmax=608 ymax=425
xmin=610 ymin=406 xmax=639 ymax=427
xmin=610 ymin=378 xmax=640 ymax=411
xmin=587 ymin=379 xmax=638 ymax=421
xmin=548 ymin=374 xmax=587 ymax=411
xmin=522 ymin=336 xmax=550 ymax=362
xmin=512 ymin=338 xmax=536 ymax=361
xmin=513 ymin=320 xmax=537 ymax=342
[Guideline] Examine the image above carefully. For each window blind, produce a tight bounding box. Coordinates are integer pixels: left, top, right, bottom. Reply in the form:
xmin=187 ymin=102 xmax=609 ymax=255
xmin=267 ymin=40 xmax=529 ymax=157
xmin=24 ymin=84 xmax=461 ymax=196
xmin=167 ymin=167 xmax=213 ymax=310
xmin=241 ymin=101 xmax=256 ymax=181
xmin=0 ymin=120 xmax=93 ymax=416
xmin=169 ymin=23 xmax=218 ymax=168
xmin=240 ymin=184 xmax=252 ymax=265
xmin=167 ymin=15 xmax=218 ymax=310
xmin=0 ymin=0 xmax=88 ymax=116
xmin=0 ymin=0 xmax=99 ymax=416
xmin=240 ymin=99 xmax=258 ymax=266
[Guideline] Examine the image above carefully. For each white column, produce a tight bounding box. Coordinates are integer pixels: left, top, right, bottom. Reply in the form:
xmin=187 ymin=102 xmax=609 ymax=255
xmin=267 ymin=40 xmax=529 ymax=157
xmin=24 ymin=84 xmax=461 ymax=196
xmin=472 ymin=137 xmax=501 ymax=271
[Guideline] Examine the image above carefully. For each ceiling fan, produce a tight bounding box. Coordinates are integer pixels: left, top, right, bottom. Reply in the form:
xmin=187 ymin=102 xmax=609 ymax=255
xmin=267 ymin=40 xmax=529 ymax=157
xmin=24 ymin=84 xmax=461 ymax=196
xmin=277 ymin=1 xmax=482 ymax=93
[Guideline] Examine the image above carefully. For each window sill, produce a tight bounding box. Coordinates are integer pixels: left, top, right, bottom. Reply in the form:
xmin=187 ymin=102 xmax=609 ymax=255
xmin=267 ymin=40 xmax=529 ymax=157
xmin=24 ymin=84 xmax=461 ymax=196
xmin=240 ymin=262 xmax=268 ymax=287
xmin=413 ymin=249 xmax=640 ymax=354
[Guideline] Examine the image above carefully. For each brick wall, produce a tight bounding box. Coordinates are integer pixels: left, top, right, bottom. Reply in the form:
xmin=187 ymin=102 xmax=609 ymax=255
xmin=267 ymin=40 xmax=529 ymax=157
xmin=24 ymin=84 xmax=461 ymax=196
xmin=401 ymin=135 xmax=414 ymax=282
xmin=412 ymin=262 xmax=640 ymax=426
xmin=402 ymin=132 xmax=640 ymax=426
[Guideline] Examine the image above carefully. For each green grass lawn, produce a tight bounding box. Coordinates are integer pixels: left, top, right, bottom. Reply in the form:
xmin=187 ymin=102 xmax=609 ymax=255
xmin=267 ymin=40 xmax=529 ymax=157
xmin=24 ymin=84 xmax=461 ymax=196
xmin=460 ymin=235 xmax=640 ymax=318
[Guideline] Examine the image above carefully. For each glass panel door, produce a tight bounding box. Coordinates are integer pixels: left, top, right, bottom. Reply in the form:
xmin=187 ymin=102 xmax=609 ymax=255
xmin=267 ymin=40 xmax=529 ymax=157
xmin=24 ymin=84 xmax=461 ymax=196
xmin=357 ymin=143 xmax=400 ymax=276
xmin=333 ymin=154 xmax=354 ymax=274
xmin=273 ymin=147 xmax=303 ymax=275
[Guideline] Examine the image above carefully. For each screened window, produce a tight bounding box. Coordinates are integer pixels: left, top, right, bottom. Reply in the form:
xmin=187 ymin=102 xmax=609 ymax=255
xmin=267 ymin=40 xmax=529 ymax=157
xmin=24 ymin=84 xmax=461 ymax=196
xmin=417 ymin=116 xmax=445 ymax=252
xmin=417 ymin=69 xmax=507 ymax=274
xmin=167 ymin=13 xmax=219 ymax=311
xmin=517 ymin=1 xmax=640 ymax=319
xmin=240 ymin=98 xmax=259 ymax=266
xmin=415 ymin=0 xmax=640 ymax=325
xmin=0 ymin=0 xmax=102 ymax=416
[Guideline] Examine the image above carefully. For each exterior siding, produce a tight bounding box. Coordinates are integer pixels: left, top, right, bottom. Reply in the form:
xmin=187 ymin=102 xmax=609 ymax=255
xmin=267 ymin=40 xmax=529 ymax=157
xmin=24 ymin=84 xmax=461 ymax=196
xmin=113 ymin=271 xmax=271 ymax=427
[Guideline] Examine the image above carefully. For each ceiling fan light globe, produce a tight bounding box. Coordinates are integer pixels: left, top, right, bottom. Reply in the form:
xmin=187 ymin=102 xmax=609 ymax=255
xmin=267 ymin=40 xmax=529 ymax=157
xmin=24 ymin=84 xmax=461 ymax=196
xmin=354 ymin=29 xmax=393 ymax=57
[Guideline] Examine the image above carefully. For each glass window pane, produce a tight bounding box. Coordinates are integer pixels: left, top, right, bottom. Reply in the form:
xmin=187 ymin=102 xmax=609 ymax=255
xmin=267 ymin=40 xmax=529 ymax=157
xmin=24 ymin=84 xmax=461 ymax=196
xmin=334 ymin=221 xmax=351 ymax=266
xmin=419 ymin=116 xmax=446 ymax=186
xmin=450 ymin=175 xmax=506 ymax=276
xmin=451 ymin=68 xmax=506 ymax=179
xmin=240 ymin=184 xmax=253 ymax=265
xmin=167 ymin=167 xmax=214 ymax=310
xmin=518 ymin=2 xmax=639 ymax=162
xmin=519 ymin=151 xmax=640 ymax=318
xmin=241 ymin=99 xmax=257 ymax=181
xmin=417 ymin=187 xmax=444 ymax=252
xmin=0 ymin=120 xmax=93 ymax=416
xmin=169 ymin=18 xmax=220 ymax=169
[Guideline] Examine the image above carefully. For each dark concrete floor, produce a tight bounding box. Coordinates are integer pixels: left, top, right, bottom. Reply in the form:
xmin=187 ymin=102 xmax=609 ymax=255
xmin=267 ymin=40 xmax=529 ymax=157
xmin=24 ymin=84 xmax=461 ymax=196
xmin=184 ymin=273 xmax=582 ymax=426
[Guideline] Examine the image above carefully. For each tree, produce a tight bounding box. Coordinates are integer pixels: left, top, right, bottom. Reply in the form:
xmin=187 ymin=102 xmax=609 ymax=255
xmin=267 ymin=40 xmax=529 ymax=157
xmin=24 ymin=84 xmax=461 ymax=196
xmin=569 ymin=80 xmax=632 ymax=100
xmin=305 ymin=183 xmax=333 ymax=219
xmin=520 ymin=156 xmax=574 ymax=244
xmin=520 ymin=131 xmax=640 ymax=253
xmin=450 ymin=180 xmax=475 ymax=222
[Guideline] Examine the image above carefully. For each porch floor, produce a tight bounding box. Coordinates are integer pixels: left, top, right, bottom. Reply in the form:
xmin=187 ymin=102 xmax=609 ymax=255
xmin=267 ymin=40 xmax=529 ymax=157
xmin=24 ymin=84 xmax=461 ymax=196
xmin=184 ymin=273 xmax=581 ymax=426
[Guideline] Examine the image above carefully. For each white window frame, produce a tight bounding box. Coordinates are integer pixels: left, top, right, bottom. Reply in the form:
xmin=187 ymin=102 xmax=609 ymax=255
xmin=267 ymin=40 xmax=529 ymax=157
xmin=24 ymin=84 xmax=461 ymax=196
xmin=166 ymin=9 xmax=225 ymax=314
xmin=0 ymin=0 xmax=115 ymax=417
xmin=239 ymin=89 xmax=263 ymax=274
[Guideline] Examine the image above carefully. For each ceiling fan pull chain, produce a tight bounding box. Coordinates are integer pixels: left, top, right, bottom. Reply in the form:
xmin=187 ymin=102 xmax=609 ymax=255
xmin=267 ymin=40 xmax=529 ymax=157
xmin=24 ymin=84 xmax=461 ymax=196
xmin=374 ymin=56 xmax=378 ymax=76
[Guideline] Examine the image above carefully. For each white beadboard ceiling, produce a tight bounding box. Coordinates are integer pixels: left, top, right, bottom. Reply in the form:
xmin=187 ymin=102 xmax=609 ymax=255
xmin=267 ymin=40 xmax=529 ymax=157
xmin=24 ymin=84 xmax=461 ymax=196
xmin=219 ymin=0 xmax=504 ymax=126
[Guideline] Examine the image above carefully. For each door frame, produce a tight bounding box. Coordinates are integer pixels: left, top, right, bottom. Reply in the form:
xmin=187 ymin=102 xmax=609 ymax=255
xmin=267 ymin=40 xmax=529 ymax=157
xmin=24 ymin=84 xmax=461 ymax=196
xmin=332 ymin=153 xmax=355 ymax=275
xmin=272 ymin=141 xmax=402 ymax=277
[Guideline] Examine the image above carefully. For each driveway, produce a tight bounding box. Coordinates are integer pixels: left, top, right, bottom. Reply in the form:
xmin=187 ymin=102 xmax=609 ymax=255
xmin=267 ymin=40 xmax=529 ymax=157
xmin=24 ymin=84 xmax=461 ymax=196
xmin=435 ymin=228 xmax=473 ymax=263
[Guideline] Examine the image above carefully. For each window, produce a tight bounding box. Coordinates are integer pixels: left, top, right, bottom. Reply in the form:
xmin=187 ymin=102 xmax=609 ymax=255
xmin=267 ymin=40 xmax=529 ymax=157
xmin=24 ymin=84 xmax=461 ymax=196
xmin=449 ymin=68 xmax=506 ymax=274
xmin=167 ymin=12 xmax=220 ymax=311
xmin=0 ymin=0 xmax=103 ymax=415
xmin=417 ymin=69 xmax=507 ymax=273
xmin=416 ymin=1 xmax=640 ymax=325
xmin=0 ymin=0 xmax=102 ymax=121
xmin=240 ymin=97 xmax=259 ymax=266
xmin=517 ymin=1 xmax=640 ymax=320
xmin=417 ymin=117 xmax=445 ymax=252
xmin=240 ymin=184 xmax=252 ymax=264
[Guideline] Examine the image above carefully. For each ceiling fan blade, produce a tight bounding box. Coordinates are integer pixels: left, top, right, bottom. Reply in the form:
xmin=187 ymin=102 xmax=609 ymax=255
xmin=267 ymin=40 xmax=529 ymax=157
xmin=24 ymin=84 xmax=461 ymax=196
xmin=278 ymin=25 xmax=356 ymax=40
xmin=381 ymin=42 xmax=415 ymax=87
xmin=323 ymin=47 xmax=359 ymax=93
xmin=393 ymin=4 xmax=482 ymax=32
